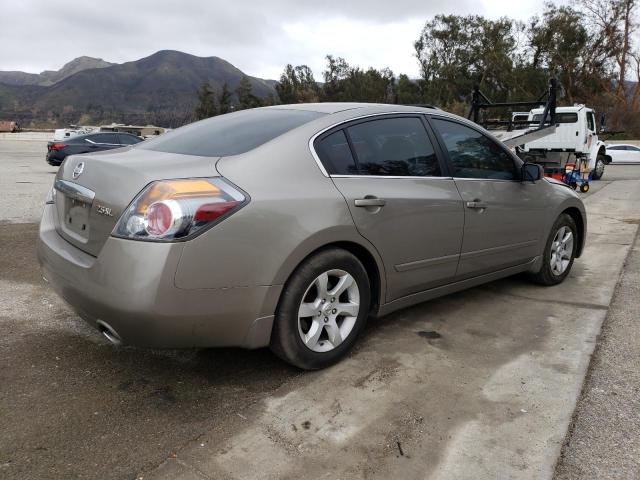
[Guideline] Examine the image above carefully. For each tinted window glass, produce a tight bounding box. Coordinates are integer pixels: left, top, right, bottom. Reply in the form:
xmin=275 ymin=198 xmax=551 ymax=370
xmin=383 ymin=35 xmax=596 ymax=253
xmin=587 ymin=113 xmax=595 ymax=131
xmin=346 ymin=117 xmax=440 ymax=176
xmin=315 ymin=130 xmax=357 ymax=174
xmin=607 ymin=145 xmax=623 ymax=150
xmin=86 ymin=133 xmax=118 ymax=144
xmin=139 ymin=108 xmax=325 ymax=157
xmin=432 ymin=118 xmax=517 ymax=180
xmin=119 ymin=134 xmax=141 ymax=145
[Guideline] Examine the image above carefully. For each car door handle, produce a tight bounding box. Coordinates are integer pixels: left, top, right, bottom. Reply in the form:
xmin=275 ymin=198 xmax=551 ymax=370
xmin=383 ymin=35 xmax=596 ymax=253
xmin=466 ymin=200 xmax=488 ymax=209
xmin=354 ymin=198 xmax=386 ymax=207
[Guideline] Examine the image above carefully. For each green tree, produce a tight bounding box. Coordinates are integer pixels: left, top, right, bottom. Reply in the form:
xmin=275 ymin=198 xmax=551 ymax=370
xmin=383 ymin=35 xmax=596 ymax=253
xmin=275 ymin=64 xmax=319 ymax=103
xmin=415 ymin=15 xmax=521 ymax=107
xmin=194 ymin=82 xmax=217 ymax=120
xmin=528 ymin=5 xmax=593 ymax=104
xmin=236 ymin=76 xmax=262 ymax=110
xmin=321 ymin=55 xmax=395 ymax=103
xmin=218 ymin=82 xmax=232 ymax=114
xmin=396 ymin=74 xmax=423 ymax=104
xmin=321 ymin=55 xmax=351 ymax=101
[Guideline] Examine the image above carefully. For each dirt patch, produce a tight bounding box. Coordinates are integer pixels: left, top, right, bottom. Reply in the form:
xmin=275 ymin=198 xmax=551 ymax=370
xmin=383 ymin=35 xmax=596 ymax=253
xmin=0 ymin=223 xmax=42 ymax=285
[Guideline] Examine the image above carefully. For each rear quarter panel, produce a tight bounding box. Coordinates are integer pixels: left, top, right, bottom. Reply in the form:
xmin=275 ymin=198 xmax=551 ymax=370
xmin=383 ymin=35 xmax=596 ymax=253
xmin=173 ymin=124 xmax=386 ymax=292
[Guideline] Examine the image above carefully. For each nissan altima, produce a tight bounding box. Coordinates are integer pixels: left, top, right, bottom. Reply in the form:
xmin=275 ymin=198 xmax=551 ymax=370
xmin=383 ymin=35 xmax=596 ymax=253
xmin=38 ymin=104 xmax=586 ymax=369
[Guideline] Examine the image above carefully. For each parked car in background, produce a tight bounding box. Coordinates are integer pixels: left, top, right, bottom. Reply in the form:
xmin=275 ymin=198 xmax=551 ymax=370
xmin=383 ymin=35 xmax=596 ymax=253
xmin=46 ymin=132 xmax=143 ymax=166
xmin=38 ymin=104 xmax=586 ymax=370
xmin=606 ymin=144 xmax=640 ymax=163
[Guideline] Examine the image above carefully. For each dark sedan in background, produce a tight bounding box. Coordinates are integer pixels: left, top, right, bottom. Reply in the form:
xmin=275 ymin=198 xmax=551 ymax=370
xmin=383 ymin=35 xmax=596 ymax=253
xmin=46 ymin=132 xmax=143 ymax=166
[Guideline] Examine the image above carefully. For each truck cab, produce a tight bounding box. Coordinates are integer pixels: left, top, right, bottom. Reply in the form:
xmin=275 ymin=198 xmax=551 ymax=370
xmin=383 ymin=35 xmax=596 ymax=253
xmin=521 ymin=105 xmax=610 ymax=180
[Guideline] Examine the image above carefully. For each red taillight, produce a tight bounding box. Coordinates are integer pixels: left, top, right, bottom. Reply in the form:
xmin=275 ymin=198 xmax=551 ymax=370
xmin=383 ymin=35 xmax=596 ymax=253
xmin=194 ymin=201 xmax=239 ymax=222
xmin=48 ymin=143 xmax=66 ymax=151
xmin=146 ymin=201 xmax=174 ymax=236
xmin=113 ymin=178 xmax=247 ymax=241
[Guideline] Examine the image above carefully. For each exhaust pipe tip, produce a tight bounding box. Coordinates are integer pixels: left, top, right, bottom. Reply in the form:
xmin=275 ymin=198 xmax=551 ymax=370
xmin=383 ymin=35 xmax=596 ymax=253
xmin=96 ymin=320 xmax=123 ymax=346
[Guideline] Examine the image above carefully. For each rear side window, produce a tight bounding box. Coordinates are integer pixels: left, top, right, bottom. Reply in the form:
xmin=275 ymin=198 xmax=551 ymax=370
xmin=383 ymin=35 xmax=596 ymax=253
xmin=346 ymin=117 xmax=440 ymax=176
xmin=86 ymin=133 xmax=119 ymax=144
xmin=139 ymin=108 xmax=325 ymax=157
xmin=119 ymin=134 xmax=142 ymax=145
xmin=432 ymin=118 xmax=517 ymax=180
xmin=315 ymin=130 xmax=357 ymax=174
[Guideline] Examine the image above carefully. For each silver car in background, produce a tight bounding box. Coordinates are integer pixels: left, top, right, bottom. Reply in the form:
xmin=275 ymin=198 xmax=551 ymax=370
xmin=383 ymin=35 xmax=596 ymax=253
xmin=38 ymin=103 xmax=586 ymax=369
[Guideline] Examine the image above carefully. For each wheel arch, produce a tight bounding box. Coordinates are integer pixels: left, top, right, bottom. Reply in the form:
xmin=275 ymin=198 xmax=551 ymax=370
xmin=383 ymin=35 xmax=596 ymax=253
xmin=562 ymin=206 xmax=586 ymax=258
xmin=599 ymin=145 xmax=612 ymax=164
xmin=275 ymin=238 xmax=386 ymax=317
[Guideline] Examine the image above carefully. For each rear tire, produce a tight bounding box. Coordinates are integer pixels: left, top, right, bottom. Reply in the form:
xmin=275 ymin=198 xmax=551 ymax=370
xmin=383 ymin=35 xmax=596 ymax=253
xmin=270 ymin=248 xmax=371 ymax=370
xmin=592 ymin=154 xmax=605 ymax=180
xmin=528 ymin=214 xmax=578 ymax=286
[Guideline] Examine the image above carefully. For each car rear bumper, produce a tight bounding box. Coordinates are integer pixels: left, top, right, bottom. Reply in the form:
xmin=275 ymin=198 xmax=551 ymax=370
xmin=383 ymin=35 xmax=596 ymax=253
xmin=37 ymin=204 xmax=281 ymax=349
xmin=46 ymin=151 xmax=65 ymax=165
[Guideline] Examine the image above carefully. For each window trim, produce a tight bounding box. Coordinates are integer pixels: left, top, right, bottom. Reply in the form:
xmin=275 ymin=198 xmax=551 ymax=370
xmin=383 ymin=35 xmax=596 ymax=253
xmin=426 ymin=114 xmax=523 ymax=182
xmin=310 ymin=112 xmax=449 ymax=179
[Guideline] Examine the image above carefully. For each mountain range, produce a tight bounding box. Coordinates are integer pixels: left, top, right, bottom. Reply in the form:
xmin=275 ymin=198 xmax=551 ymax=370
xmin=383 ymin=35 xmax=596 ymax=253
xmin=0 ymin=56 xmax=114 ymax=87
xmin=0 ymin=50 xmax=278 ymax=128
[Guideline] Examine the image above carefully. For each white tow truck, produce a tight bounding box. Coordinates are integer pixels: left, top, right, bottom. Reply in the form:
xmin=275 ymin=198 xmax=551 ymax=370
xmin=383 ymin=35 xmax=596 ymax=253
xmin=519 ymin=105 xmax=610 ymax=180
xmin=469 ymin=80 xmax=611 ymax=190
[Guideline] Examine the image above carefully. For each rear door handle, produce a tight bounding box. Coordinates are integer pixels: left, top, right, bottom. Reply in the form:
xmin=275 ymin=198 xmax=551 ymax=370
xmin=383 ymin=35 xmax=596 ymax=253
xmin=354 ymin=198 xmax=386 ymax=207
xmin=466 ymin=200 xmax=488 ymax=209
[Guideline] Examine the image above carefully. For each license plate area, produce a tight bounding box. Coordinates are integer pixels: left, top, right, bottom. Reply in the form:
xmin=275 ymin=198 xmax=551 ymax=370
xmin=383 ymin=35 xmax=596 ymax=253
xmin=65 ymin=197 xmax=91 ymax=239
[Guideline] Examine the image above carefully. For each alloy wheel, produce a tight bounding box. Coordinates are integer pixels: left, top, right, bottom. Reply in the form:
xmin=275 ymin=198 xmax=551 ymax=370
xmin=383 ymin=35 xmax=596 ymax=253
xmin=550 ymin=226 xmax=574 ymax=275
xmin=297 ymin=269 xmax=360 ymax=353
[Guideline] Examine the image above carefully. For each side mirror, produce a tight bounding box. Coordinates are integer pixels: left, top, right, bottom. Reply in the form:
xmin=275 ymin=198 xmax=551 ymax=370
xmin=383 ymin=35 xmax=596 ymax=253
xmin=522 ymin=162 xmax=543 ymax=182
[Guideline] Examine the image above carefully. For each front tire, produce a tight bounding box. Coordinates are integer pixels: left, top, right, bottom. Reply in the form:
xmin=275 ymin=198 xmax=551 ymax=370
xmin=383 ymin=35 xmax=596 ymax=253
xmin=528 ymin=214 xmax=578 ymax=286
xmin=592 ymin=153 xmax=606 ymax=180
xmin=270 ymin=248 xmax=371 ymax=370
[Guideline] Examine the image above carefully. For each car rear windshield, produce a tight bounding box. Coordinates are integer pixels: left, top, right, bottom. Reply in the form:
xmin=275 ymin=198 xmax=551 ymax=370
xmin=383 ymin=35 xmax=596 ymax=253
xmin=138 ymin=108 xmax=326 ymax=157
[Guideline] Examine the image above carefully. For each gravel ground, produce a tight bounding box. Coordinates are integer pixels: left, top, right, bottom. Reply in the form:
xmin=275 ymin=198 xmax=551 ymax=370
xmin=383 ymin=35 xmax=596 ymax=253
xmin=555 ymin=228 xmax=640 ymax=479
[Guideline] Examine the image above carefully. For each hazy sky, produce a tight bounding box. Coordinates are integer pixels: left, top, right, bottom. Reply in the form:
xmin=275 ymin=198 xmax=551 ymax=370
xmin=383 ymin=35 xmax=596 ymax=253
xmin=1 ymin=0 xmax=552 ymax=80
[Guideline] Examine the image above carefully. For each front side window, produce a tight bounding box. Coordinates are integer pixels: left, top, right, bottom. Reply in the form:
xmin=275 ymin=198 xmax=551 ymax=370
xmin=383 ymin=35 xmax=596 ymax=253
xmin=431 ymin=118 xmax=517 ymax=180
xmin=587 ymin=113 xmax=595 ymax=131
xmin=346 ymin=117 xmax=440 ymax=176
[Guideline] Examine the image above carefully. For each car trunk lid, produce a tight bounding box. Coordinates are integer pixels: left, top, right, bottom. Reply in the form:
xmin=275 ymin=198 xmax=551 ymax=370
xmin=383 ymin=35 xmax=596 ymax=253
xmin=53 ymin=148 xmax=219 ymax=257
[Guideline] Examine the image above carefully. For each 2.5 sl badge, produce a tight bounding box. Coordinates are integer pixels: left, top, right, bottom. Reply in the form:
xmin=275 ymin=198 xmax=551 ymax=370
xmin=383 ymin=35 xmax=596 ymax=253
xmin=95 ymin=205 xmax=114 ymax=217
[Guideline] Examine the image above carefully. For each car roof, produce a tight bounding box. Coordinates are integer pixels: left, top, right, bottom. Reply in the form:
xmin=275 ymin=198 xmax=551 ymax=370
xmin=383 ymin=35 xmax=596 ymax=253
xmin=65 ymin=131 xmax=136 ymax=141
xmin=262 ymin=102 xmax=439 ymax=115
